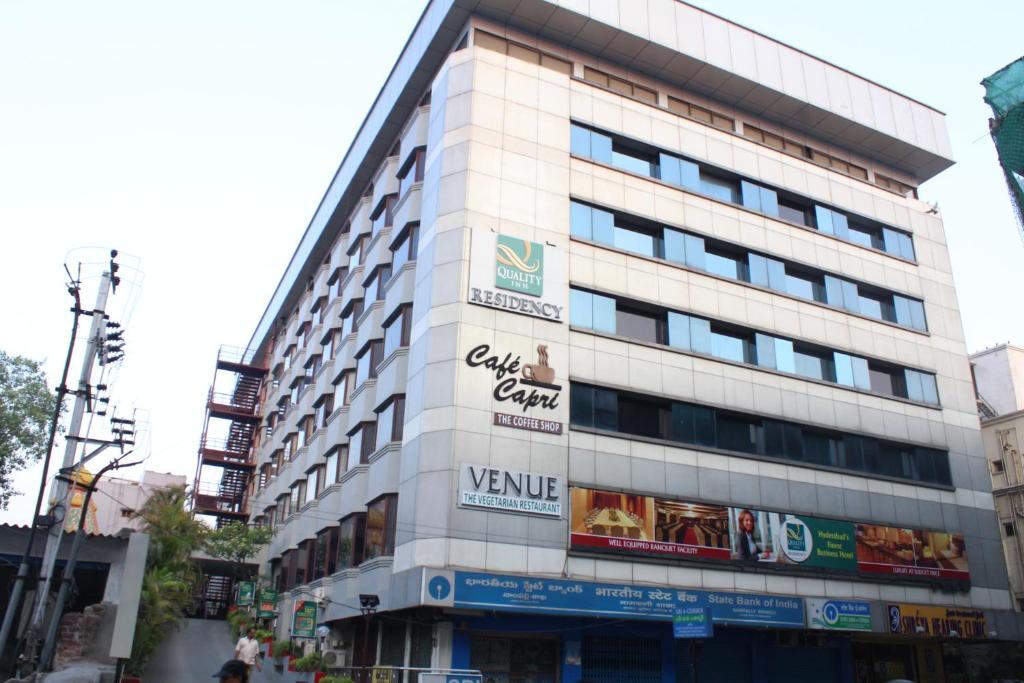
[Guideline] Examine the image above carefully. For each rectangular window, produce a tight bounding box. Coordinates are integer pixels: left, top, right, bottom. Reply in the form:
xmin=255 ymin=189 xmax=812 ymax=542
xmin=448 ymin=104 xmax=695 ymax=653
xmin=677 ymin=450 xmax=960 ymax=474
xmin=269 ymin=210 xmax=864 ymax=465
xmin=329 ymin=265 xmax=348 ymax=300
xmin=570 ymin=200 xmax=615 ymax=244
xmin=847 ymin=222 xmax=884 ymax=250
xmin=785 ymin=267 xmax=825 ymax=301
xmin=658 ymin=152 xmax=700 ymax=191
xmin=793 ymin=347 xmax=834 ymax=382
xmin=363 ymin=264 xmax=392 ymax=302
xmin=704 ymin=246 xmax=747 ymax=280
xmin=364 ymin=494 xmax=398 ymax=560
xmin=616 ymin=305 xmax=662 ymax=344
xmin=570 ymin=124 xmax=612 ymax=164
xmin=613 ymin=221 xmax=660 ymax=257
xmin=324 ymin=448 xmax=339 ymax=486
xmin=894 ymin=296 xmax=927 ymax=331
xmin=569 ymin=384 xmax=618 ymax=431
xmin=348 ymin=235 xmax=366 ymax=267
xmin=569 ymin=288 xmax=616 ymax=334
xmin=391 ymin=223 xmax=419 ymax=274
xmin=710 ymin=325 xmax=752 ymax=364
xmin=740 ymin=180 xmax=779 ymax=217
xmin=777 ymin=197 xmax=810 ymax=226
xmin=699 ymin=170 xmax=738 ymax=203
xmin=305 ymin=469 xmax=319 ymax=504
xmin=383 ymin=305 xmax=412 ymax=358
xmin=611 ymin=140 xmax=657 ymax=177
xmin=398 ymin=147 xmax=426 ymax=199
xmin=370 ymin=194 xmax=397 ymax=238
xmin=348 ymin=421 xmax=378 ymax=464
xmin=314 ymin=393 xmax=334 ymax=428
xmin=617 ymin=394 xmax=666 ymax=439
xmin=569 ymin=383 xmax=951 ymax=486
xmin=335 ymin=369 xmax=356 ymax=406
xmin=904 ymin=369 xmax=939 ymax=405
xmin=338 ymin=513 xmax=366 ymax=568
xmin=375 ymin=395 xmax=405 ymax=450
xmin=321 ymin=329 xmax=335 ymax=361
xmin=356 ymin=339 xmax=384 ymax=385
xmin=342 ymin=299 xmax=364 ymax=338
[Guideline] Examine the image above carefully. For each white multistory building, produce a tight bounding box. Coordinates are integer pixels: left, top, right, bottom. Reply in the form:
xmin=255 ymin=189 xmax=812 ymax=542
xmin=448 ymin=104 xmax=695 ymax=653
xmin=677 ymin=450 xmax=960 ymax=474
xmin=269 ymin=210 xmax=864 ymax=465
xmin=192 ymin=3 xmax=1021 ymax=681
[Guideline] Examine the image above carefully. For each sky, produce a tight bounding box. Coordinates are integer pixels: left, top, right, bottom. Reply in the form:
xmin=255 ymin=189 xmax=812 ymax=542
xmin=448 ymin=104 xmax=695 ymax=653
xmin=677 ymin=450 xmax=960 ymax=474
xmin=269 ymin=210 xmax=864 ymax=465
xmin=1 ymin=0 xmax=1022 ymax=525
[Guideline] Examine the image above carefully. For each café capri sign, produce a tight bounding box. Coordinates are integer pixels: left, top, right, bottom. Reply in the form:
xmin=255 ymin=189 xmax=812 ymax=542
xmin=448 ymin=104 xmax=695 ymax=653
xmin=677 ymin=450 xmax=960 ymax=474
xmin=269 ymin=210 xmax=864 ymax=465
xmin=459 ymin=464 xmax=562 ymax=517
xmin=465 ymin=343 xmax=562 ymax=414
xmin=468 ymin=230 xmax=565 ymax=322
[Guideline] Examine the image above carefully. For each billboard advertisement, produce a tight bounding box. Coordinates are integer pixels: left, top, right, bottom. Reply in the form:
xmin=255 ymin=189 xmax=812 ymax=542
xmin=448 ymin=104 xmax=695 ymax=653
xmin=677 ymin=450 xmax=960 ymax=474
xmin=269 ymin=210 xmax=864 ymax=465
xmin=569 ymin=486 xmax=969 ymax=584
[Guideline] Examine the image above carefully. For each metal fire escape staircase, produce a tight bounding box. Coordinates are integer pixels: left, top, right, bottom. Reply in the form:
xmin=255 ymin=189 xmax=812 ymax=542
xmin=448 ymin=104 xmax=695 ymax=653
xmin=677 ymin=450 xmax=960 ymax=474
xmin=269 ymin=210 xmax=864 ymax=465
xmin=192 ymin=346 xmax=266 ymax=527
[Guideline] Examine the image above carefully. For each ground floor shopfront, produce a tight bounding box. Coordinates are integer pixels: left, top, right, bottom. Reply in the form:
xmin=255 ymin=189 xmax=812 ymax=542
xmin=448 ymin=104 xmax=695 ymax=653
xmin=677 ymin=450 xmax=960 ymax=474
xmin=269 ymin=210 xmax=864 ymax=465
xmin=449 ymin=614 xmax=1013 ymax=683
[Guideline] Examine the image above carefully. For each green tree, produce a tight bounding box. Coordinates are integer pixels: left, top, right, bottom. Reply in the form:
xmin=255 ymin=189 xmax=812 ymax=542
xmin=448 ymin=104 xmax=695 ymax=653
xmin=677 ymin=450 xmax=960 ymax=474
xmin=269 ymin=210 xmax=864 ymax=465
xmin=0 ymin=351 xmax=56 ymax=509
xmin=205 ymin=521 xmax=275 ymax=579
xmin=127 ymin=485 xmax=208 ymax=676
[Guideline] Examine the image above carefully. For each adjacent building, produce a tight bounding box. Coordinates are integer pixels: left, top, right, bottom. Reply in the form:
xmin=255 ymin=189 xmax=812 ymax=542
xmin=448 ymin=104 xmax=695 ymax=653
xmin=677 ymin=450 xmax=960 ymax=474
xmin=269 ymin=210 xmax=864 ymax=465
xmin=193 ymin=2 xmax=1023 ymax=681
xmin=972 ymin=344 xmax=1024 ymax=614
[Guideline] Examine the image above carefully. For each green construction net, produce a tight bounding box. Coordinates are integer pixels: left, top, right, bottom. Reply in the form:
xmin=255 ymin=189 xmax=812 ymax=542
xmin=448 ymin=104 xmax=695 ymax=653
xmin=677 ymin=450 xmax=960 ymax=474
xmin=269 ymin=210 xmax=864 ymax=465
xmin=982 ymin=57 xmax=1024 ymax=236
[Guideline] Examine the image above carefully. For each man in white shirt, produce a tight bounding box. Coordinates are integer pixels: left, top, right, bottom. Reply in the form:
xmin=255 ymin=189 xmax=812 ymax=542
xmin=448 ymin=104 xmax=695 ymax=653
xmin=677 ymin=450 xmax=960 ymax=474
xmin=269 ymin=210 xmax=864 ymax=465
xmin=234 ymin=627 xmax=262 ymax=676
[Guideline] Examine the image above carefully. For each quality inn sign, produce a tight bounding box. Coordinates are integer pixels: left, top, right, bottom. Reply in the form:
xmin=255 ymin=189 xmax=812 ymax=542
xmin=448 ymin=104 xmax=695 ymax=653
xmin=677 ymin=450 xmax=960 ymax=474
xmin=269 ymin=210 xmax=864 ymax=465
xmin=495 ymin=235 xmax=543 ymax=296
xmin=468 ymin=230 xmax=564 ymax=322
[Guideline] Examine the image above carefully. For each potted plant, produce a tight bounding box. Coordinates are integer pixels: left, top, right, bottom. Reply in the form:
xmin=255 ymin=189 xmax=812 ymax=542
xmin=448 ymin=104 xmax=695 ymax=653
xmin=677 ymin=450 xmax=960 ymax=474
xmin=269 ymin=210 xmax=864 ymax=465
xmin=271 ymin=639 xmax=297 ymax=668
xmin=320 ymin=677 xmax=355 ymax=683
xmin=253 ymin=628 xmax=274 ymax=656
xmin=292 ymin=652 xmax=325 ymax=682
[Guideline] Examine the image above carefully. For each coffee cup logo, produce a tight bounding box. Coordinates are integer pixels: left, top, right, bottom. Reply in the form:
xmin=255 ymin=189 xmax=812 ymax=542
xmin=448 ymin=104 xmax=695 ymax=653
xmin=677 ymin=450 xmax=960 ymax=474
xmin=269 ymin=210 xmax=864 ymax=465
xmin=522 ymin=345 xmax=555 ymax=386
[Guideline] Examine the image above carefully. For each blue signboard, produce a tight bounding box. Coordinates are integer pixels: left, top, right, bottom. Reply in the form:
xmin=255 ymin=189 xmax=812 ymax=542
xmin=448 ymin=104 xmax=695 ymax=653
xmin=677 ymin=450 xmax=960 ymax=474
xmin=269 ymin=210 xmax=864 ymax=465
xmin=452 ymin=572 xmax=804 ymax=629
xmin=706 ymin=592 xmax=804 ymax=629
xmin=673 ymin=606 xmax=712 ymax=638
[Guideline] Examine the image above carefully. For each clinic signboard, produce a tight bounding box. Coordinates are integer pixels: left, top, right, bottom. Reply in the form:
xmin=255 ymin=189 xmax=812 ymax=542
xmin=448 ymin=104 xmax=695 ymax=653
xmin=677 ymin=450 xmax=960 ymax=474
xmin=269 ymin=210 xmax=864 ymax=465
xmin=887 ymin=603 xmax=987 ymax=638
xmin=569 ymin=486 xmax=971 ymax=585
xmin=467 ymin=231 xmax=565 ymax=322
xmin=422 ymin=569 xmax=804 ymax=629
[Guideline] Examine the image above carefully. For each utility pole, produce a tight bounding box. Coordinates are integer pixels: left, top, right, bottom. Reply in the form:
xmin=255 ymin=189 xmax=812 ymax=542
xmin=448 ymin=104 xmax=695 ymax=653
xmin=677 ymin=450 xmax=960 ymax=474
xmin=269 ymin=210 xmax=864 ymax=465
xmin=0 ymin=267 xmax=83 ymax=671
xmin=21 ymin=254 xmax=121 ymax=668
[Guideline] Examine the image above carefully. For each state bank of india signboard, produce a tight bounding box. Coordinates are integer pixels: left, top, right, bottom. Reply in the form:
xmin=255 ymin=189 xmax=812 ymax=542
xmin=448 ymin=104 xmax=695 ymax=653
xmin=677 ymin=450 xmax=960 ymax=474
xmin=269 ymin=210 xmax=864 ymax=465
xmin=467 ymin=231 xmax=565 ymax=322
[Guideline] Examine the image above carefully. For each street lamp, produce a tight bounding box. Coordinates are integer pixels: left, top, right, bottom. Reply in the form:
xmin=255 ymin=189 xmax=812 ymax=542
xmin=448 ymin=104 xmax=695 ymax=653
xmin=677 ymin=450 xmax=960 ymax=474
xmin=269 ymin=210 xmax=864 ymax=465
xmin=358 ymin=594 xmax=379 ymax=681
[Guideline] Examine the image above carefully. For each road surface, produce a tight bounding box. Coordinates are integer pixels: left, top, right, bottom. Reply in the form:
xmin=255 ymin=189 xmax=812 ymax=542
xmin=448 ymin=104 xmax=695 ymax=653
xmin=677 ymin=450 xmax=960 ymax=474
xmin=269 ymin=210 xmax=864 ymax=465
xmin=144 ymin=618 xmax=290 ymax=683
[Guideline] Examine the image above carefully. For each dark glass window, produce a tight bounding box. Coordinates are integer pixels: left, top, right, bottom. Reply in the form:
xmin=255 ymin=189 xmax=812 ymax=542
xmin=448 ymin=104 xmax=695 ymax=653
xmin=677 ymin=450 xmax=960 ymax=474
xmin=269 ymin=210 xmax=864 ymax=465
xmin=337 ymin=513 xmax=366 ymax=568
xmin=569 ymin=383 xmax=951 ymax=486
xmin=364 ymin=494 xmax=397 ymax=560
xmin=618 ymin=394 xmax=664 ymax=439
xmin=616 ymin=305 xmax=662 ymax=344
xmin=777 ymin=198 xmax=810 ymax=226
xmin=716 ymin=412 xmax=758 ymax=453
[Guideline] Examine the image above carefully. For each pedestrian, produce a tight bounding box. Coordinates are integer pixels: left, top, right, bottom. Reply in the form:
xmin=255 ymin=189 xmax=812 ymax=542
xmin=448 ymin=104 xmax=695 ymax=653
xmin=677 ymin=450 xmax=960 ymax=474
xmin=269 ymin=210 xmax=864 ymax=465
xmin=234 ymin=626 xmax=262 ymax=676
xmin=212 ymin=659 xmax=249 ymax=683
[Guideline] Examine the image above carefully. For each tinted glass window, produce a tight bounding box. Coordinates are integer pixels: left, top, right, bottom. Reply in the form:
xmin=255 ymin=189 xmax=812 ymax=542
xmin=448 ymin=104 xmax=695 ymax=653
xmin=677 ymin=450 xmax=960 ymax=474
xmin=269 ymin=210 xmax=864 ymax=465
xmin=711 ymin=329 xmax=749 ymax=363
xmin=614 ymin=224 xmax=658 ymax=257
xmin=616 ymin=307 xmax=661 ymax=344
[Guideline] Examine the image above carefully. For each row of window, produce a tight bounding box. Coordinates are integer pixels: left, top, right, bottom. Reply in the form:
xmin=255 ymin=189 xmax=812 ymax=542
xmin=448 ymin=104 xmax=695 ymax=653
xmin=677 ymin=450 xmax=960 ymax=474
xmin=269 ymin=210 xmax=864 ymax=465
xmin=266 ymin=494 xmax=398 ymax=590
xmin=269 ymin=169 xmax=422 ymax=387
xmin=570 ymin=383 xmax=952 ymax=487
xmin=261 ymin=394 xmax=406 ymax=507
xmin=570 ymin=123 xmax=918 ymax=261
xmin=570 ymin=287 xmax=940 ymax=406
xmin=570 ymin=199 xmax=928 ymax=332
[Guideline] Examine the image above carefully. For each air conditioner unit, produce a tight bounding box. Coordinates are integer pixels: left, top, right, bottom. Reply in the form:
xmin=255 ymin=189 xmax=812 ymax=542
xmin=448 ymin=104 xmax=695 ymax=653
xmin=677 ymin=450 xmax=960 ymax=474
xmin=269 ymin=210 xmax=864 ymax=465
xmin=322 ymin=649 xmax=346 ymax=668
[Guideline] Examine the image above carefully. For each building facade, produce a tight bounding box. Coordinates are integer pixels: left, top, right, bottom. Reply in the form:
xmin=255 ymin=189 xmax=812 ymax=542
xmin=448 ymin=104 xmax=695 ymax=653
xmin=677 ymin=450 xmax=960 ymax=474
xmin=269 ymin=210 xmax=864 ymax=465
xmin=194 ymin=2 xmax=1022 ymax=681
xmin=972 ymin=344 xmax=1024 ymax=615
